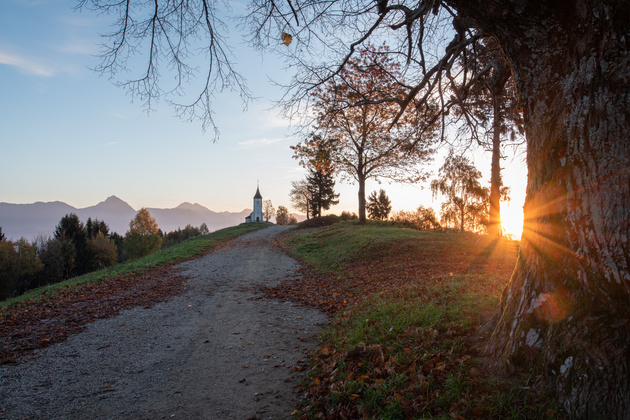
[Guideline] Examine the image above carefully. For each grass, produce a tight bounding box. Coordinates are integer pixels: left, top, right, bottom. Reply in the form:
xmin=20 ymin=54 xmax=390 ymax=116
xmin=282 ymin=221 xmax=560 ymax=419
xmin=0 ymin=223 xmax=267 ymax=311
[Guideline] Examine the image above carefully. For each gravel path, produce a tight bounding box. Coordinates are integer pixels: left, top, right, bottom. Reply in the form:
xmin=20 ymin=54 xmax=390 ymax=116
xmin=0 ymin=225 xmax=328 ymax=419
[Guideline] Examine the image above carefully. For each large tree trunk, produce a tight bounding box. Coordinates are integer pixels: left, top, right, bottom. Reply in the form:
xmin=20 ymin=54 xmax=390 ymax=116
xmin=451 ymin=1 xmax=630 ymax=417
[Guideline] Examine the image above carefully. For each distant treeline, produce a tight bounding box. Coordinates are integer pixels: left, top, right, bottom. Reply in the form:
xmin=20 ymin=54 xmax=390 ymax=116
xmin=0 ymin=210 xmax=209 ymax=300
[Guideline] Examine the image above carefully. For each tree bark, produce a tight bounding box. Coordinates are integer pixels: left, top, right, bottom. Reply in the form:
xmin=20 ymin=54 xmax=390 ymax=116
xmin=358 ymin=173 xmax=366 ymax=224
xmin=449 ymin=0 xmax=630 ymax=417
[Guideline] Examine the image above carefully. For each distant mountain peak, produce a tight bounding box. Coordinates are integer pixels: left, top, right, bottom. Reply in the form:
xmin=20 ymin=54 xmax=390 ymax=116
xmin=176 ymin=202 xmax=212 ymax=213
xmin=88 ymin=196 xmax=135 ymax=212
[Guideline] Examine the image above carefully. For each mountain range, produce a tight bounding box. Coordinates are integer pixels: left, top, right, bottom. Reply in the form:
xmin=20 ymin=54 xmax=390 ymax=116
xmin=0 ymin=196 xmax=258 ymax=241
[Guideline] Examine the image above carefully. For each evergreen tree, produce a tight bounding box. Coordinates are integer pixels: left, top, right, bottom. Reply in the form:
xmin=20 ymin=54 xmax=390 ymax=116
xmin=366 ymin=189 xmax=392 ymax=221
xmin=86 ymin=218 xmax=110 ymax=239
xmin=54 ymin=213 xmax=89 ymax=276
xmin=306 ymin=167 xmax=339 ymax=218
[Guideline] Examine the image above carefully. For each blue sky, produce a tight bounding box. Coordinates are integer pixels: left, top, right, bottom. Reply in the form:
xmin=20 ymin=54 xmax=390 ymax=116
xmin=0 ymin=0 xmax=526 ymax=235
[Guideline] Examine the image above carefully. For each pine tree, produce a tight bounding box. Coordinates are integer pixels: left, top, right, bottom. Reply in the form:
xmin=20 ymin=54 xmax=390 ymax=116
xmin=306 ymin=167 xmax=339 ymax=218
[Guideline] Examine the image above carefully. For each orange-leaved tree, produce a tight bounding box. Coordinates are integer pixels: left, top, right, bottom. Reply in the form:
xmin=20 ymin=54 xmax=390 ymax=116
xmin=293 ymin=44 xmax=438 ymax=223
xmin=124 ymin=208 xmax=162 ymax=260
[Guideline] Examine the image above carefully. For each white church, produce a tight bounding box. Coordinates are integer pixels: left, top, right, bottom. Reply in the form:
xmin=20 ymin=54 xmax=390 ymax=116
xmin=244 ymin=185 xmax=263 ymax=223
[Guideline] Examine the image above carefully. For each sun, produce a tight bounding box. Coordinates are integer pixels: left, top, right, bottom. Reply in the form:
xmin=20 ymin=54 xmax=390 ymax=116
xmin=501 ymin=205 xmax=524 ymax=240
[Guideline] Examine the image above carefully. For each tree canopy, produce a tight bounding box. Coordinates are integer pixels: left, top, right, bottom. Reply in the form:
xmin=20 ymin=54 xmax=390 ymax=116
xmin=125 ymin=208 xmax=162 ymax=259
xmin=292 ymin=44 xmax=436 ymax=222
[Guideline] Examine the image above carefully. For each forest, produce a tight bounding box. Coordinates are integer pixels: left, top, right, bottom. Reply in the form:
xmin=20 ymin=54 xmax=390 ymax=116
xmin=0 ymin=210 xmax=209 ymax=300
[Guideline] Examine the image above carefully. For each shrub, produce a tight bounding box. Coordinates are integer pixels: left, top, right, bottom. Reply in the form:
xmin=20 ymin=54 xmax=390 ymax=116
xmin=297 ymin=215 xmax=340 ymax=229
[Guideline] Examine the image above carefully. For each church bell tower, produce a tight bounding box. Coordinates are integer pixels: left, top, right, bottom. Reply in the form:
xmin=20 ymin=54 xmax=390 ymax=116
xmin=252 ymin=185 xmax=263 ymax=222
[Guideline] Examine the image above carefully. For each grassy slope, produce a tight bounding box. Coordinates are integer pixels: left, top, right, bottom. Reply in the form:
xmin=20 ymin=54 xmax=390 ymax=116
xmin=1 ymin=223 xmax=267 ymax=311
xmin=283 ymin=222 xmax=559 ymax=419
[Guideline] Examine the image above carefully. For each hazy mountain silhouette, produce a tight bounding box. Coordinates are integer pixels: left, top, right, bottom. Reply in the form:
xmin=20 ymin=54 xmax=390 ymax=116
xmin=0 ymin=196 xmax=254 ymax=241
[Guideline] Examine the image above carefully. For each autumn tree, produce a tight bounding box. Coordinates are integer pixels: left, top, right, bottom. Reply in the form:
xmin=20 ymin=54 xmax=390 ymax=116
xmin=0 ymin=227 xmax=5 ymax=242
xmin=0 ymin=239 xmax=43 ymax=299
xmin=83 ymin=0 xmax=630 ymax=415
xmin=262 ymin=200 xmax=275 ymax=222
xmin=275 ymin=205 xmax=290 ymax=225
xmin=292 ymin=45 xmax=436 ymax=223
xmin=124 ymin=208 xmax=162 ymax=260
xmin=366 ymin=189 xmax=392 ymax=221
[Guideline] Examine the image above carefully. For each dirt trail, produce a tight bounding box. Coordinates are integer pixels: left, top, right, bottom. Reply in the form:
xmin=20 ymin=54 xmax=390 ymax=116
xmin=0 ymin=225 xmax=328 ymax=419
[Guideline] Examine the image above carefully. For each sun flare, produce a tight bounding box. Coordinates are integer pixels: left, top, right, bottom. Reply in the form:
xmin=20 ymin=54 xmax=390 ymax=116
xmin=501 ymin=205 xmax=524 ymax=239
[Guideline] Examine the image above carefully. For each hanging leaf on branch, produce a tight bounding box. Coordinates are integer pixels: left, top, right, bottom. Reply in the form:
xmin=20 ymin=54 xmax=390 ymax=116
xmin=281 ymin=33 xmax=293 ymax=46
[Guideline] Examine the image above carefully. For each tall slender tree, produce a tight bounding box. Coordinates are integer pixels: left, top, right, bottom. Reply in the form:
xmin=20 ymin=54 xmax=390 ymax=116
xmin=449 ymin=38 xmax=524 ymax=236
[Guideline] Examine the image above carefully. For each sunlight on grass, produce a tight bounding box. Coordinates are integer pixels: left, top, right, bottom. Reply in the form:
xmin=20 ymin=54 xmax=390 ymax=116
xmin=285 ymin=222 xmax=559 ymax=419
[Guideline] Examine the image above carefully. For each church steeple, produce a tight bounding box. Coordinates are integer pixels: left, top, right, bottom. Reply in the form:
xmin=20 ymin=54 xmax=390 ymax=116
xmin=245 ymin=183 xmax=264 ymax=223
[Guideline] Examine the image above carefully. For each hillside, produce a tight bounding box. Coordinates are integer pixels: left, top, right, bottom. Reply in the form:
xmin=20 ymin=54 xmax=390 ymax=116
xmin=259 ymin=222 xmax=558 ymax=418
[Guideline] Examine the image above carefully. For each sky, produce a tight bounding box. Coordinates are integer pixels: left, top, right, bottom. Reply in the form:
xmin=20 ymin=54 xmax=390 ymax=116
xmin=0 ymin=0 xmax=527 ymax=237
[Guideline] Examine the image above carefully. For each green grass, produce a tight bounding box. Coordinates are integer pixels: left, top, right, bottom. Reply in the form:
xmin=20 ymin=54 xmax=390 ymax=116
xmin=284 ymin=222 xmax=558 ymax=419
xmin=288 ymin=221 xmax=447 ymax=274
xmin=0 ymin=223 xmax=267 ymax=310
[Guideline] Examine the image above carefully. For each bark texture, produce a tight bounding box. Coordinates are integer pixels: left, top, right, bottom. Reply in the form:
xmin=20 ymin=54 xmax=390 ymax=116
xmin=449 ymin=0 xmax=630 ymax=417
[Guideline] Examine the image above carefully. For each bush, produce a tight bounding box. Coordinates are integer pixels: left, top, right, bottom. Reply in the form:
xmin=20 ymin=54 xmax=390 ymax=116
xmin=390 ymin=205 xmax=441 ymax=231
xmin=161 ymin=224 xmax=203 ymax=249
xmin=88 ymin=234 xmax=118 ymax=270
xmin=124 ymin=233 xmax=162 ymax=260
xmin=339 ymin=211 xmax=359 ymax=221
xmin=297 ymin=215 xmax=341 ymax=229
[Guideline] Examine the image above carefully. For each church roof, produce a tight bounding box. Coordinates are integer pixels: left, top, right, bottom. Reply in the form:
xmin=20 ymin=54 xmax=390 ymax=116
xmin=254 ymin=186 xmax=262 ymax=199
